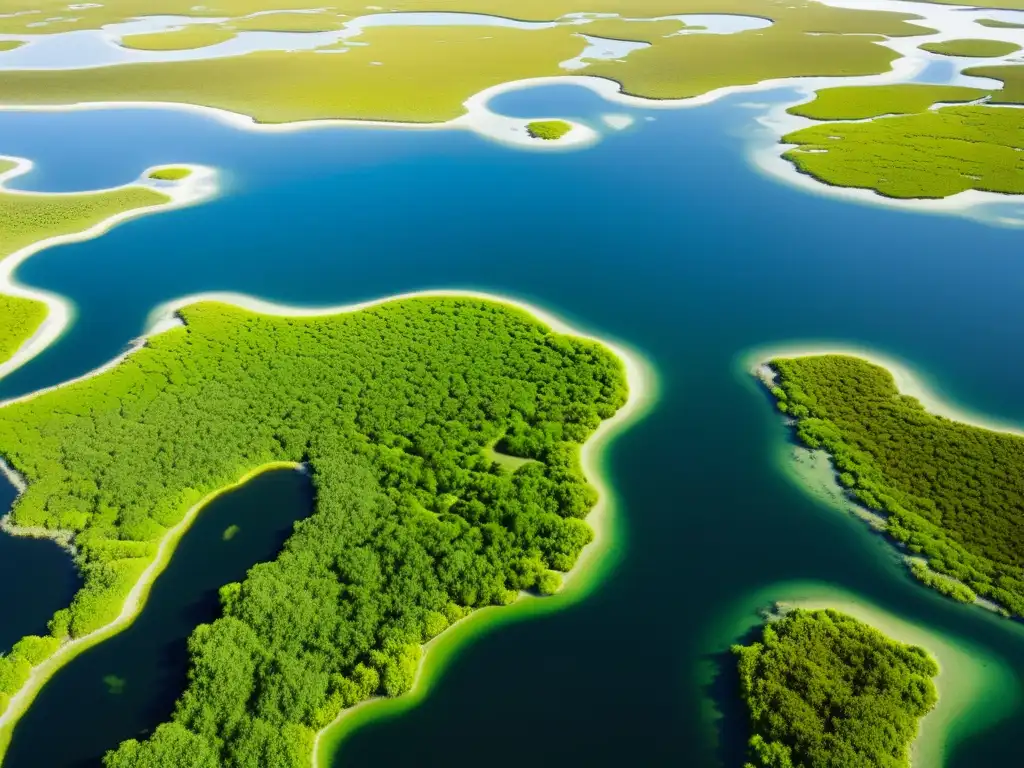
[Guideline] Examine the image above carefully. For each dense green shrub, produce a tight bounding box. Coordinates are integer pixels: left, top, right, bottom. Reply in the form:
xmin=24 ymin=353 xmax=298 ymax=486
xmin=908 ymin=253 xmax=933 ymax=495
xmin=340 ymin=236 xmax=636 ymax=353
xmin=733 ymin=609 xmax=938 ymax=768
xmin=526 ymin=120 xmax=572 ymax=140
xmin=0 ymin=297 xmax=627 ymax=766
xmin=0 ymin=295 xmax=47 ymax=365
xmin=768 ymin=354 xmax=1024 ymax=615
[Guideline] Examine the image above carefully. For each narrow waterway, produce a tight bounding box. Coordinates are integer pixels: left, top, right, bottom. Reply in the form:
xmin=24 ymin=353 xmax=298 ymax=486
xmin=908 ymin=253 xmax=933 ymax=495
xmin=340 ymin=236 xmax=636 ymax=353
xmin=3 ymin=468 xmax=314 ymax=767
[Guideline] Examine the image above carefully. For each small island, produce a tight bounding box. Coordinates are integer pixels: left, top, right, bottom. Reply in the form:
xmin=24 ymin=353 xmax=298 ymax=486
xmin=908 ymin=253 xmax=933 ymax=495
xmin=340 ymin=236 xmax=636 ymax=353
xmin=762 ymin=354 xmax=1024 ymax=616
xmin=526 ymin=120 xmax=573 ymax=141
xmin=147 ymin=167 xmax=192 ymax=182
xmin=977 ymin=19 xmax=1024 ymax=30
xmin=118 ymin=26 xmax=237 ymax=52
xmin=734 ymin=608 xmax=938 ymax=768
xmin=919 ymin=38 xmax=1022 ymax=58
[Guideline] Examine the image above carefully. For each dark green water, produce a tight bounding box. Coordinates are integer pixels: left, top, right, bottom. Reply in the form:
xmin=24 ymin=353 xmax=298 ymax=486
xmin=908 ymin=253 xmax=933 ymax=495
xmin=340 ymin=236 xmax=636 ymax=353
xmin=1 ymin=84 xmax=1023 ymax=766
xmin=3 ymin=468 xmax=313 ymax=768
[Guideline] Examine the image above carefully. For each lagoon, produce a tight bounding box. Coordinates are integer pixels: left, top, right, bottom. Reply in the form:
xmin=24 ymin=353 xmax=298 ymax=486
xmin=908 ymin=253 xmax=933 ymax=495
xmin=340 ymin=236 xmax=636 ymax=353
xmin=1 ymin=82 xmax=1024 ymax=766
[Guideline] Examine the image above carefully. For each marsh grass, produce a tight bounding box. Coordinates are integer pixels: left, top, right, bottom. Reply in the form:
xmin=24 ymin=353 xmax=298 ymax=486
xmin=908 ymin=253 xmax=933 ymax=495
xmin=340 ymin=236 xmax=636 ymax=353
xmin=788 ymin=84 xmax=990 ymax=121
xmin=919 ymin=38 xmax=1022 ymax=58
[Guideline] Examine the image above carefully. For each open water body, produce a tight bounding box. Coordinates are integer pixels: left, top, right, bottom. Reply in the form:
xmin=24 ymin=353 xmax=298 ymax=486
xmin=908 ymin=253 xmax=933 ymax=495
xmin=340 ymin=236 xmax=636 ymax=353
xmin=2 ymin=84 xmax=1024 ymax=766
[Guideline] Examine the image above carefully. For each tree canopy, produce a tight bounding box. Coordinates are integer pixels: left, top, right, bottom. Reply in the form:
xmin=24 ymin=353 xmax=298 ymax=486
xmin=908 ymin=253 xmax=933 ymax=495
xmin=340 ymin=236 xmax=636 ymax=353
xmin=733 ymin=608 xmax=938 ymax=768
xmin=768 ymin=354 xmax=1024 ymax=615
xmin=0 ymin=297 xmax=628 ymax=766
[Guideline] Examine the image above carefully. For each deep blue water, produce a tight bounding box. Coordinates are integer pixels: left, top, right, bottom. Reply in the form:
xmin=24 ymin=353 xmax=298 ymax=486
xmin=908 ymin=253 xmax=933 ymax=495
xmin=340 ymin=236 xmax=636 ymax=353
xmin=1 ymin=85 xmax=1024 ymax=766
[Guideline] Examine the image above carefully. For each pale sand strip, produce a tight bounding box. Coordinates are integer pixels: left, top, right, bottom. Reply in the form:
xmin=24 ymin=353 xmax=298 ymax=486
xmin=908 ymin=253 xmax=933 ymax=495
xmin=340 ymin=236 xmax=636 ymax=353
xmin=0 ymin=290 xmax=657 ymax=763
xmin=0 ymin=159 xmax=219 ymax=383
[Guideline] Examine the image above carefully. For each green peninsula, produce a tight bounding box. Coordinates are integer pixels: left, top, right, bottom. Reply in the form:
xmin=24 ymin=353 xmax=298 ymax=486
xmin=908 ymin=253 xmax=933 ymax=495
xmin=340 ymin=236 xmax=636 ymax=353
xmin=119 ymin=26 xmax=236 ymax=51
xmin=0 ymin=297 xmax=629 ymax=765
xmin=787 ymin=84 xmax=989 ymax=121
xmin=765 ymin=354 xmax=1024 ymax=615
xmin=0 ymin=171 xmax=170 ymax=365
xmin=919 ymin=38 xmax=1021 ymax=58
xmin=734 ymin=608 xmax=938 ymax=768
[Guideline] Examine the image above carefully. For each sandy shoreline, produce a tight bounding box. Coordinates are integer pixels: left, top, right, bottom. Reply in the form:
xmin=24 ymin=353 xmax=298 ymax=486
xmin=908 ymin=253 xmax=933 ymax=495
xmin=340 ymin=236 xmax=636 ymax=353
xmin=744 ymin=342 xmax=1024 ymax=437
xmin=0 ymin=289 xmax=657 ymax=763
xmin=0 ymin=159 xmax=219 ymax=384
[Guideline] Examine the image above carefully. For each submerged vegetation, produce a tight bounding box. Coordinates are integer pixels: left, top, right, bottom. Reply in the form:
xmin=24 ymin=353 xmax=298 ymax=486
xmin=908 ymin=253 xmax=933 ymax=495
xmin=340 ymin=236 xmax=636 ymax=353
xmin=783 ymin=105 xmax=1024 ymax=198
xmin=0 ymin=297 xmax=628 ymax=764
xmin=527 ymin=120 xmax=573 ymax=140
xmin=919 ymin=38 xmax=1021 ymax=58
xmin=734 ymin=608 xmax=938 ymax=768
xmin=766 ymin=354 xmax=1024 ymax=615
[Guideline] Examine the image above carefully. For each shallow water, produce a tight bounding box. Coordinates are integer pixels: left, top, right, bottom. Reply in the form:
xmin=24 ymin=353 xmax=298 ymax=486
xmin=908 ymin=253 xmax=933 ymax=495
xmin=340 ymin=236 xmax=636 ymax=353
xmin=3 ymin=468 xmax=313 ymax=768
xmin=1 ymin=83 xmax=1024 ymax=766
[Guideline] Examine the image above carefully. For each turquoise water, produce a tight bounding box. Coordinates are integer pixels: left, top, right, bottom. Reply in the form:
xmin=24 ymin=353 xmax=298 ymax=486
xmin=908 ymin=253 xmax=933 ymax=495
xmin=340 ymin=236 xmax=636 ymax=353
xmin=2 ymin=84 xmax=1024 ymax=766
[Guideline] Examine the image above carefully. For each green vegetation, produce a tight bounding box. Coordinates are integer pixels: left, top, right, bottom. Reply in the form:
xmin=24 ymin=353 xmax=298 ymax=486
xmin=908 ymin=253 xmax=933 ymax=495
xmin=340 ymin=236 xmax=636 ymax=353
xmin=0 ymin=1 xmax=934 ymax=123
xmin=976 ymin=19 xmax=1024 ymax=29
xmin=964 ymin=64 xmax=1024 ymax=104
xmin=0 ymin=180 xmax=170 ymax=365
xmin=227 ymin=12 xmax=347 ymax=32
xmin=119 ymin=26 xmax=237 ymax=51
xmin=147 ymin=167 xmax=192 ymax=182
xmin=0 ymin=296 xmax=47 ymax=366
xmin=920 ymin=38 xmax=1022 ymax=58
xmin=0 ymin=297 xmax=627 ymax=763
xmin=767 ymin=355 xmax=1024 ymax=615
xmin=908 ymin=560 xmax=976 ymax=604
xmin=783 ymin=105 xmax=1024 ymax=198
xmin=103 ymin=675 xmax=126 ymax=695
xmin=733 ymin=608 xmax=938 ymax=768
xmin=0 ymin=41 xmax=24 ymax=52
xmin=222 ymin=524 xmax=241 ymax=541
xmin=787 ymin=84 xmax=989 ymax=120
xmin=527 ymin=120 xmax=573 ymax=140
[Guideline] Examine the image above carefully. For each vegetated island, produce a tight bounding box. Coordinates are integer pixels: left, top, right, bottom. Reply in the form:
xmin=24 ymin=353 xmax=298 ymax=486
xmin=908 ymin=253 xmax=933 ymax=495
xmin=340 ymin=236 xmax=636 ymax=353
xmin=147 ymin=167 xmax=193 ymax=182
xmin=0 ymin=160 xmax=171 ymax=366
xmin=977 ymin=19 xmax=1024 ymax=30
xmin=527 ymin=119 xmax=573 ymax=141
xmin=734 ymin=607 xmax=938 ymax=768
xmin=919 ymin=38 xmax=1022 ymax=58
xmin=782 ymin=83 xmax=1023 ymax=199
xmin=119 ymin=26 xmax=237 ymax=52
xmin=760 ymin=354 xmax=1024 ymax=616
xmin=0 ymin=296 xmax=632 ymax=766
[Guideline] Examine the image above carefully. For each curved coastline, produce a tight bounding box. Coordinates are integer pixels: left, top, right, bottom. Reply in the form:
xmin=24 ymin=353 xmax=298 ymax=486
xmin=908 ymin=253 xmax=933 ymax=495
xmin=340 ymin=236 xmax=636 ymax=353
xmin=0 ymin=159 xmax=219 ymax=383
xmin=0 ymin=460 xmax=302 ymax=756
xmin=706 ymin=580 xmax=1021 ymax=768
xmin=741 ymin=341 xmax=1024 ymax=437
xmin=0 ymin=289 xmax=658 ymax=764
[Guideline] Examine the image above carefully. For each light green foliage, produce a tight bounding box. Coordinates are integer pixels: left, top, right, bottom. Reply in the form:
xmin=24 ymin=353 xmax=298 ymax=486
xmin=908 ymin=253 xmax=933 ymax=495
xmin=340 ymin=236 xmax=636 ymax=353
xmin=783 ymin=105 xmax=1024 ymax=198
xmin=908 ymin=561 xmax=976 ymax=604
xmin=221 ymin=524 xmax=241 ymax=541
xmin=9 ymin=635 xmax=60 ymax=666
xmin=976 ymin=19 xmax=1024 ymax=29
xmin=0 ymin=298 xmax=626 ymax=765
xmin=147 ymin=167 xmax=192 ymax=182
xmin=733 ymin=609 xmax=938 ymax=768
xmin=964 ymin=64 xmax=1024 ymax=104
xmin=119 ymin=26 xmax=236 ymax=51
xmin=0 ymin=295 xmax=47 ymax=365
xmin=527 ymin=120 xmax=573 ymax=140
xmin=787 ymin=84 xmax=990 ymax=120
xmin=919 ymin=38 xmax=1021 ymax=57
xmin=0 ymin=41 xmax=23 ymax=52
xmin=769 ymin=355 xmax=1024 ymax=615
xmin=536 ymin=570 xmax=563 ymax=595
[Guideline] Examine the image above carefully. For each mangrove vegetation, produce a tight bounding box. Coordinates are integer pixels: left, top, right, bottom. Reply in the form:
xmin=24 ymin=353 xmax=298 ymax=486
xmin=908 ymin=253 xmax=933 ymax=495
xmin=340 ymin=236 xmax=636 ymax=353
xmin=0 ymin=297 xmax=628 ymax=765
xmin=767 ymin=354 xmax=1024 ymax=615
xmin=527 ymin=120 xmax=573 ymax=141
xmin=733 ymin=608 xmax=938 ymax=768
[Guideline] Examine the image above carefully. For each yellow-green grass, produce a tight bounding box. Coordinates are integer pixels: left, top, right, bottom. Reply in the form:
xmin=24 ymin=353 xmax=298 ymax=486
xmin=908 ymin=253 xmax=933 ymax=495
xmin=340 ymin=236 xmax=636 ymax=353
xmin=119 ymin=25 xmax=236 ymax=51
xmin=783 ymin=105 xmax=1024 ymax=199
xmin=147 ymin=166 xmax=191 ymax=181
xmin=571 ymin=18 xmax=685 ymax=42
xmin=788 ymin=84 xmax=990 ymax=120
xmin=0 ymin=186 xmax=169 ymax=261
xmin=920 ymin=38 xmax=1022 ymax=58
xmin=527 ymin=119 xmax=573 ymax=139
xmin=0 ymin=1 xmax=936 ymax=123
xmin=977 ymin=18 xmax=1024 ymax=29
xmin=0 ymin=40 xmax=24 ymax=52
xmin=0 ymin=295 xmax=47 ymax=365
xmin=965 ymin=64 xmax=1024 ymax=103
xmin=227 ymin=11 xmax=348 ymax=32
